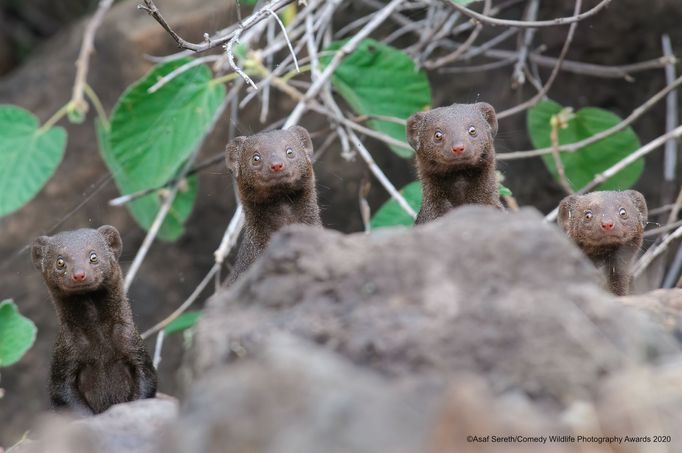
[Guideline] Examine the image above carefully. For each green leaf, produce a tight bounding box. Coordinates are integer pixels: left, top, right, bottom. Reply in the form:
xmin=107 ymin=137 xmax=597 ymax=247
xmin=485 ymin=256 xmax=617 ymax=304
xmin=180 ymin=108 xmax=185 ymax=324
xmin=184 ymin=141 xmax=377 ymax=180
xmin=498 ymin=184 xmax=512 ymax=197
xmin=101 ymin=58 xmax=224 ymax=241
xmin=370 ymin=181 xmax=422 ymax=229
xmin=164 ymin=311 xmax=201 ymax=335
xmin=109 ymin=59 xmax=225 ymax=188
xmin=528 ymin=100 xmax=643 ymax=191
xmin=97 ymin=122 xmax=198 ymax=242
xmin=321 ymin=39 xmax=431 ymax=158
xmin=0 ymin=299 xmax=37 ymax=367
xmin=0 ymin=106 xmax=67 ymax=217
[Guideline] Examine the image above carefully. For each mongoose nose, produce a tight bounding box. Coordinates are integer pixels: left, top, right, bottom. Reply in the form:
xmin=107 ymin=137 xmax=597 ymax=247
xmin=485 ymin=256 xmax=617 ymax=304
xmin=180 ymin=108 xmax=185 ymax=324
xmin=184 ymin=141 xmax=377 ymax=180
xmin=271 ymin=162 xmax=285 ymax=172
xmin=452 ymin=144 xmax=465 ymax=155
xmin=72 ymin=271 xmax=87 ymax=282
xmin=601 ymin=220 xmax=615 ymax=231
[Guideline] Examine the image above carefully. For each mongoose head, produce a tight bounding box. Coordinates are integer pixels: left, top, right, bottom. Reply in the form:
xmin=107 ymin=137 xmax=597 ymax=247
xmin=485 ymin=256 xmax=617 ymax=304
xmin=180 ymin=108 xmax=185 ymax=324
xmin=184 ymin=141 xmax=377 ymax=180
xmin=407 ymin=102 xmax=498 ymax=174
xmin=558 ymin=190 xmax=647 ymax=248
xmin=226 ymin=126 xmax=315 ymax=204
xmin=32 ymin=226 xmax=123 ymax=295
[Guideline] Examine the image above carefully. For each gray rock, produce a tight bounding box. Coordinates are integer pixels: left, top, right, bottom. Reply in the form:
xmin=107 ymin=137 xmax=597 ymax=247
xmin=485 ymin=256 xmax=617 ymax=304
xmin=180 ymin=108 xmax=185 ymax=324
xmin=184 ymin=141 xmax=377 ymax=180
xmin=7 ymin=398 xmax=178 ymax=453
xmin=170 ymin=335 xmax=578 ymax=453
xmin=620 ymin=288 xmax=682 ymax=338
xmin=192 ymin=207 xmax=680 ymax=407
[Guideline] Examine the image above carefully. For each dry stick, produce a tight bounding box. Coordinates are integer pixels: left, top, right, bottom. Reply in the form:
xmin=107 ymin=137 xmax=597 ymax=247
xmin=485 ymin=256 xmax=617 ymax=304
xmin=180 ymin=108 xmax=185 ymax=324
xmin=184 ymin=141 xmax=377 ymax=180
xmin=347 ymin=129 xmax=418 ymax=219
xmin=423 ymin=0 xmax=489 ymax=70
xmin=549 ymin=116 xmax=573 ymax=194
xmin=511 ymin=0 xmax=539 ymax=87
xmin=441 ymin=0 xmax=611 ymax=28
xmin=141 ymin=263 xmax=220 ymax=340
xmin=124 ymin=185 xmax=181 ymax=292
xmin=443 ymin=43 xmax=674 ymax=80
xmin=284 ymin=0 xmax=406 ymax=129
xmin=441 ymin=57 xmax=516 ymax=74
xmin=633 ymin=224 xmax=682 ymax=279
xmin=499 ymin=73 xmax=682 ymax=160
xmin=148 ymin=55 xmax=221 ymax=93
xmin=142 ymin=202 xmax=245 ymax=340
xmin=496 ymin=0 xmax=582 ymax=120
xmin=71 ymin=0 xmax=114 ymax=113
xmin=138 ymin=0 xmax=295 ymax=52
xmin=644 ymin=219 xmax=682 ymax=238
xmin=545 ymin=125 xmax=682 ymax=223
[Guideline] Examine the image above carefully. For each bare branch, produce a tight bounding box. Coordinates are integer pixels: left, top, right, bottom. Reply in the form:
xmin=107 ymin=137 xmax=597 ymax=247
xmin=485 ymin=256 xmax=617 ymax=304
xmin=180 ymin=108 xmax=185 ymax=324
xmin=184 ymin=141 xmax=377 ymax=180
xmin=497 ymin=0 xmax=582 ymax=119
xmin=441 ymin=0 xmax=613 ymax=28
xmin=71 ymin=0 xmax=114 ymax=114
xmin=500 ymin=73 xmax=682 ymax=160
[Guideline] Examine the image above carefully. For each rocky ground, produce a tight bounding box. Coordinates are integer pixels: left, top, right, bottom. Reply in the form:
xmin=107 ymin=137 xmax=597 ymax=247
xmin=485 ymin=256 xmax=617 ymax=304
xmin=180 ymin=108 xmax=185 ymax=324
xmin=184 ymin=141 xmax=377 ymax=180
xmin=7 ymin=207 xmax=682 ymax=453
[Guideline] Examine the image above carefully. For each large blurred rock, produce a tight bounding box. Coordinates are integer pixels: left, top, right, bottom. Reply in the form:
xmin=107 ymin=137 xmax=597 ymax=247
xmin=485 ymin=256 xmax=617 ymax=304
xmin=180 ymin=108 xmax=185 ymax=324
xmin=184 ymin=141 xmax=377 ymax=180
xmin=191 ymin=207 xmax=680 ymax=407
xmin=168 ymin=335 xmax=576 ymax=453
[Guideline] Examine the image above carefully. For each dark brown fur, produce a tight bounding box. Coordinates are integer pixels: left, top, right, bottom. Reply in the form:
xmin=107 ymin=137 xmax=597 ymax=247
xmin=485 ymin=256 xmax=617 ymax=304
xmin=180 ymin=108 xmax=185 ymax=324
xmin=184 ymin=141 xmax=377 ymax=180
xmin=558 ymin=191 xmax=647 ymax=296
xmin=226 ymin=126 xmax=322 ymax=283
xmin=32 ymin=226 xmax=157 ymax=415
xmin=407 ymin=102 xmax=502 ymax=224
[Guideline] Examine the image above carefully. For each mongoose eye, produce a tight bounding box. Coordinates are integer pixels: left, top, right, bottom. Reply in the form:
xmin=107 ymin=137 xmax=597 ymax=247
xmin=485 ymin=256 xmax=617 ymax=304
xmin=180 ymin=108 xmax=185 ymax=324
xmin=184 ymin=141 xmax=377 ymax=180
xmin=584 ymin=210 xmax=593 ymax=220
xmin=468 ymin=126 xmax=477 ymax=137
xmin=286 ymin=147 xmax=295 ymax=158
xmin=434 ymin=131 xmax=444 ymax=141
xmin=89 ymin=252 xmax=98 ymax=263
xmin=252 ymin=154 xmax=261 ymax=163
xmin=618 ymin=207 xmax=627 ymax=217
xmin=56 ymin=257 xmax=65 ymax=269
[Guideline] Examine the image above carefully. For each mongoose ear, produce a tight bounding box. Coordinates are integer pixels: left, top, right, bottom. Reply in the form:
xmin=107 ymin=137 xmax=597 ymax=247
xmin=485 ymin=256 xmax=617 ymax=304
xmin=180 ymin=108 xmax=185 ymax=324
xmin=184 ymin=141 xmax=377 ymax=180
xmin=625 ymin=190 xmax=648 ymax=227
xmin=288 ymin=126 xmax=314 ymax=159
xmin=97 ymin=225 xmax=123 ymax=260
xmin=406 ymin=112 xmax=425 ymax=151
xmin=225 ymin=136 xmax=247 ymax=178
xmin=31 ymin=236 xmax=50 ymax=271
xmin=476 ymin=102 xmax=498 ymax=138
xmin=557 ymin=195 xmax=577 ymax=231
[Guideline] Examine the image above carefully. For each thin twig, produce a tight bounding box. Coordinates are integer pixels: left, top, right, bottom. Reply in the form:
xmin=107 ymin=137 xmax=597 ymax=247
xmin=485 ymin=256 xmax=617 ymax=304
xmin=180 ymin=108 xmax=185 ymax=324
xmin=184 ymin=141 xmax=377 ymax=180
xmin=264 ymin=7 xmax=300 ymax=72
xmin=497 ymin=0 xmax=582 ymax=120
xmin=633 ymin=224 xmax=682 ymax=279
xmin=545 ymin=125 xmax=682 ymax=222
xmin=499 ymin=73 xmax=682 ymax=160
xmin=284 ymin=0 xmax=406 ymax=128
xmin=71 ymin=0 xmax=114 ymax=115
xmin=148 ymin=56 xmax=222 ymax=93
xmin=141 ymin=263 xmax=220 ymax=339
xmin=138 ymin=0 xmax=295 ymax=52
xmin=124 ymin=186 xmax=181 ymax=292
xmin=511 ymin=0 xmax=539 ymax=87
xmin=441 ymin=0 xmax=612 ymax=28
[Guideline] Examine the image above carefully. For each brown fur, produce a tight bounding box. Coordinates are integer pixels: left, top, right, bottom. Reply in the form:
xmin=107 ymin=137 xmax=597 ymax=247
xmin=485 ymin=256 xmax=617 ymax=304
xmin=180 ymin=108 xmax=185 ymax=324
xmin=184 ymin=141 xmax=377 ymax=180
xmin=226 ymin=126 xmax=322 ymax=283
xmin=407 ymin=102 xmax=502 ymax=224
xmin=32 ymin=226 xmax=157 ymax=415
xmin=558 ymin=191 xmax=647 ymax=296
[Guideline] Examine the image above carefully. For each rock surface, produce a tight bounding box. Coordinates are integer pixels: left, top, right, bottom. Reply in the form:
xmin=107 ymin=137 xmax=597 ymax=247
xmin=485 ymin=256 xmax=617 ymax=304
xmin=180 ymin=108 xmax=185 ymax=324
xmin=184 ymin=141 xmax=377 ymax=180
xmin=620 ymin=288 xmax=682 ymax=338
xmin=7 ymin=398 xmax=178 ymax=453
xmin=192 ymin=207 xmax=679 ymax=408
